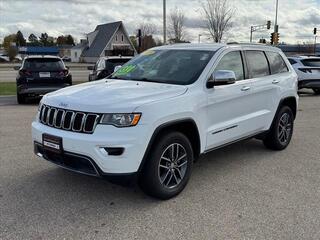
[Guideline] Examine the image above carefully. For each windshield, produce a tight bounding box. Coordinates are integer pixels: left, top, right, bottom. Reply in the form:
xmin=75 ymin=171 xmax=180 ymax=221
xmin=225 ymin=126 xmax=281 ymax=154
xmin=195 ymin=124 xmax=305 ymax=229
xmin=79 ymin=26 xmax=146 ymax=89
xmin=110 ymin=49 xmax=214 ymax=85
xmin=24 ymin=58 xmax=65 ymax=71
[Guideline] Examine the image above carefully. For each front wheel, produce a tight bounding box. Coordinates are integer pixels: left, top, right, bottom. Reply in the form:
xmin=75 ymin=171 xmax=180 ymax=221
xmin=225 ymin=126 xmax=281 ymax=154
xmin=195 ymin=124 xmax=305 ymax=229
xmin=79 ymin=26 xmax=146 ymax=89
xmin=312 ymin=88 xmax=320 ymax=95
xmin=139 ymin=132 xmax=193 ymax=200
xmin=263 ymin=106 xmax=294 ymax=150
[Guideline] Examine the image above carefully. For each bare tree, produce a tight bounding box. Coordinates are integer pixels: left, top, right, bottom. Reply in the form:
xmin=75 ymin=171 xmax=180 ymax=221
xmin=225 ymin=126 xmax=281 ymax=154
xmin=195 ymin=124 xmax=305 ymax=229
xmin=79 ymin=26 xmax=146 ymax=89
xmin=169 ymin=7 xmax=187 ymax=43
xmin=201 ymin=0 xmax=234 ymax=43
xmin=138 ymin=22 xmax=158 ymax=37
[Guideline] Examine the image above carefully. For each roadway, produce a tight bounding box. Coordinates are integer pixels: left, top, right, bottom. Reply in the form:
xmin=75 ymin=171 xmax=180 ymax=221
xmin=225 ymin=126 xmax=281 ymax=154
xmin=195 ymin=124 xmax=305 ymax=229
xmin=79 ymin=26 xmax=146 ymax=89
xmin=0 ymin=91 xmax=320 ymax=239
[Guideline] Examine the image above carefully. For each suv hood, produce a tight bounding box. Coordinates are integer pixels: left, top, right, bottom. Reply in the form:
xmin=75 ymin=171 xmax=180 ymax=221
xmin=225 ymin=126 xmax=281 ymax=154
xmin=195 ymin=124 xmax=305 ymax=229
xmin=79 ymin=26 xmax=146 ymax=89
xmin=43 ymin=79 xmax=188 ymax=112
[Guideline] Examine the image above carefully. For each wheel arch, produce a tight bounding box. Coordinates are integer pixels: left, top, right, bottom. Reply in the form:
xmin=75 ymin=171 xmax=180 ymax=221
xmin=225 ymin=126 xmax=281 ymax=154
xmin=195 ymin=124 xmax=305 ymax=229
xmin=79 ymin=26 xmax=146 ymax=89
xmin=138 ymin=118 xmax=201 ymax=173
xmin=279 ymin=96 xmax=297 ymax=119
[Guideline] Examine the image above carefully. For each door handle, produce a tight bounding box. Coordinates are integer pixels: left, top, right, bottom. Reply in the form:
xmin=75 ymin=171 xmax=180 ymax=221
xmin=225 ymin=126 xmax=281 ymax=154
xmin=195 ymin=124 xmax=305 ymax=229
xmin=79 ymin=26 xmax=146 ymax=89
xmin=241 ymin=86 xmax=250 ymax=91
xmin=272 ymin=79 xmax=280 ymax=84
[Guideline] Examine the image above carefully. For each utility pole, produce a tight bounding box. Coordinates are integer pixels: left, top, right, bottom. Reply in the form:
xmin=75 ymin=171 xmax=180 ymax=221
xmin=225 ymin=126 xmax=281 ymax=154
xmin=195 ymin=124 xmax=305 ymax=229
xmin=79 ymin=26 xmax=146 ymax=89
xmin=163 ymin=0 xmax=167 ymax=44
xmin=274 ymin=0 xmax=279 ymax=33
xmin=314 ymin=28 xmax=317 ymax=55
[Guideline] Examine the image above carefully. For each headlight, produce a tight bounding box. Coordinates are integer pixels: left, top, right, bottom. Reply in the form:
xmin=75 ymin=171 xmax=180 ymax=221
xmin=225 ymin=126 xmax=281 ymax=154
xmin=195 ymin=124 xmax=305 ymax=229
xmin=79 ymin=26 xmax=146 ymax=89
xmin=100 ymin=113 xmax=141 ymax=127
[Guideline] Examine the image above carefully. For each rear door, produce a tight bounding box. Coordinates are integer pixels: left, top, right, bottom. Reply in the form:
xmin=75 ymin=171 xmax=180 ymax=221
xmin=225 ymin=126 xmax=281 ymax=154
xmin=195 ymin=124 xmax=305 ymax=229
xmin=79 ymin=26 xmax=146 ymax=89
xmin=206 ymin=50 xmax=258 ymax=149
xmin=247 ymin=50 xmax=289 ymax=130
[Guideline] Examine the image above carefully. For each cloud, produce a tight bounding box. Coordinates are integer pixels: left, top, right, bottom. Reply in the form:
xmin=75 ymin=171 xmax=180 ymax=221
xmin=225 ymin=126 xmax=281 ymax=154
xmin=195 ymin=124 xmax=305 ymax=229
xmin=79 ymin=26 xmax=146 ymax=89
xmin=0 ymin=0 xmax=319 ymax=44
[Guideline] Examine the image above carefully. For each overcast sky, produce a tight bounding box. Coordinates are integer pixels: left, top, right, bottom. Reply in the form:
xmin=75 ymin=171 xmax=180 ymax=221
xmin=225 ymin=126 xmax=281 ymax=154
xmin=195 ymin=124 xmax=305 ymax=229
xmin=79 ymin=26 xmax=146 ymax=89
xmin=0 ymin=0 xmax=319 ymax=44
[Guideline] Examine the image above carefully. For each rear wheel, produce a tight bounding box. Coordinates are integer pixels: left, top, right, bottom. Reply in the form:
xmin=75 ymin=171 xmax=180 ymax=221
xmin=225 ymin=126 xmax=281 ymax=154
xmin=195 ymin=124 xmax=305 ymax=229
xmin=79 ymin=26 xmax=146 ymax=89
xmin=139 ymin=132 xmax=193 ymax=200
xmin=17 ymin=92 xmax=26 ymax=104
xmin=312 ymin=88 xmax=320 ymax=95
xmin=263 ymin=106 xmax=294 ymax=150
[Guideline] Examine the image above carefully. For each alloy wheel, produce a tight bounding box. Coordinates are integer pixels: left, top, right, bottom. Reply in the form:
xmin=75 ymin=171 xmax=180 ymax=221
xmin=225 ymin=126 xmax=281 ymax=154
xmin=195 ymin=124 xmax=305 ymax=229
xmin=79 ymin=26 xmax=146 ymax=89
xmin=278 ymin=113 xmax=292 ymax=145
xmin=158 ymin=143 xmax=188 ymax=189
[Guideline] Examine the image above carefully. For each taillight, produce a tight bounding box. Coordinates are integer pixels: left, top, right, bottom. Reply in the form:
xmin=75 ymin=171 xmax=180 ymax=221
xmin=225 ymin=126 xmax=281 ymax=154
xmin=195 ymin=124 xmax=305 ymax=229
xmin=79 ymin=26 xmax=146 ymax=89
xmin=19 ymin=69 xmax=32 ymax=76
xmin=59 ymin=69 xmax=69 ymax=77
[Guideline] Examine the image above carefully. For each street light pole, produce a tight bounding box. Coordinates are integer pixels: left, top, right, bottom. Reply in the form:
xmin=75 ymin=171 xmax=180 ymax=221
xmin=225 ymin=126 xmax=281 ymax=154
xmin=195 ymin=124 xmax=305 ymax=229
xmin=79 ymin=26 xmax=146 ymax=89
xmin=198 ymin=34 xmax=202 ymax=43
xmin=315 ymin=35 xmax=317 ymax=55
xmin=274 ymin=0 xmax=279 ymax=33
xmin=163 ymin=0 xmax=167 ymax=44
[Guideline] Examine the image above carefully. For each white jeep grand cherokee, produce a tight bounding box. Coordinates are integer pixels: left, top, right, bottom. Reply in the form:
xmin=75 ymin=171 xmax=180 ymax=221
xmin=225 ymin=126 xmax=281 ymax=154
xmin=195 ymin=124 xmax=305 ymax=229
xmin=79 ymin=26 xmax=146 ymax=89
xmin=32 ymin=43 xmax=298 ymax=199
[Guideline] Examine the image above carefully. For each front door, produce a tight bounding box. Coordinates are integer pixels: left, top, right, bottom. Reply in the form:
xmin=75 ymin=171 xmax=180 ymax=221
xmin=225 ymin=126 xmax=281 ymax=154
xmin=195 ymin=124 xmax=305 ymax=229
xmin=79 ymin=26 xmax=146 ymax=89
xmin=205 ymin=50 xmax=258 ymax=150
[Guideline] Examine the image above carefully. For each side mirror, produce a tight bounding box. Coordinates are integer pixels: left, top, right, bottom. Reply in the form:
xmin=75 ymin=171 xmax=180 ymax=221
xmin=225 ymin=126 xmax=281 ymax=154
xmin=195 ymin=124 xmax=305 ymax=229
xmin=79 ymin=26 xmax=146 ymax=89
xmin=87 ymin=66 xmax=94 ymax=71
xmin=207 ymin=70 xmax=236 ymax=88
xmin=13 ymin=66 xmax=21 ymax=71
xmin=114 ymin=65 xmax=122 ymax=73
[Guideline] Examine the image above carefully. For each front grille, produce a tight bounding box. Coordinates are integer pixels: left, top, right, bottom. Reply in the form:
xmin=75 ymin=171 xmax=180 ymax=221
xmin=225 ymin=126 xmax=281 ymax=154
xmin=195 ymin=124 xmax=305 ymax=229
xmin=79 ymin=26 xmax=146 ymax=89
xmin=39 ymin=104 xmax=101 ymax=134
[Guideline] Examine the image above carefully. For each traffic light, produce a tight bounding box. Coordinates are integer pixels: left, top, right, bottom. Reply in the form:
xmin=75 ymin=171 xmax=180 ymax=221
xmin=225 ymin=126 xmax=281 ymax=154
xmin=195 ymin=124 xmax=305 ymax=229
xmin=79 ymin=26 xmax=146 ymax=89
xmin=270 ymin=32 xmax=280 ymax=45
xmin=274 ymin=32 xmax=280 ymax=45
xmin=270 ymin=32 xmax=274 ymax=45
xmin=314 ymin=28 xmax=317 ymax=35
xmin=267 ymin=21 xmax=271 ymax=30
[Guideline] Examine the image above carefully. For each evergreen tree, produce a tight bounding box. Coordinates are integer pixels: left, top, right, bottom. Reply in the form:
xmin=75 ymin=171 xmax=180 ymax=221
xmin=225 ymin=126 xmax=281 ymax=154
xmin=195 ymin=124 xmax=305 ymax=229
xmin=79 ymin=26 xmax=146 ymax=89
xmin=16 ymin=31 xmax=26 ymax=46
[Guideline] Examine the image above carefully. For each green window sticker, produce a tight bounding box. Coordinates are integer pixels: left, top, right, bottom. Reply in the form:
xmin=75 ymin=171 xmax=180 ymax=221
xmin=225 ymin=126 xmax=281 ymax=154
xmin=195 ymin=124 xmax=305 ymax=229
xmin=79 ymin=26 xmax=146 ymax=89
xmin=114 ymin=65 xmax=136 ymax=76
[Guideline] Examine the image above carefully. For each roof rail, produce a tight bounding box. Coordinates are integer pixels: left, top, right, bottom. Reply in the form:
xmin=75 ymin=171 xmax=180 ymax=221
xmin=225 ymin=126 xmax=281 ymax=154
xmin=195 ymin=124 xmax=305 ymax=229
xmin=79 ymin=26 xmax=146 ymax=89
xmin=227 ymin=42 xmax=269 ymax=45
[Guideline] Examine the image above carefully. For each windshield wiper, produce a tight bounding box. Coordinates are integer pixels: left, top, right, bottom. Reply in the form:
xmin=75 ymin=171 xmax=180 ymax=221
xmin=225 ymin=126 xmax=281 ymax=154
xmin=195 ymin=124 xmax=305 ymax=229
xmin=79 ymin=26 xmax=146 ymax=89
xmin=109 ymin=75 xmax=120 ymax=79
xmin=130 ymin=78 xmax=164 ymax=83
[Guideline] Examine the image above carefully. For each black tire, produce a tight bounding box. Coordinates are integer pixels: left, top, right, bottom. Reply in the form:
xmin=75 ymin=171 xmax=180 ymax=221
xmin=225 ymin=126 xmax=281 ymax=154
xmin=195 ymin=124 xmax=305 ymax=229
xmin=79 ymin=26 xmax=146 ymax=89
xmin=139 ymin=132 xmax=193 ymax=200
xmin=17 ymin=92 xmax=26 ymax=104
xmin=312 ymin=88 xmax=320 ymax=95
xmin=263 ymin=106 xmax=294 ymax=150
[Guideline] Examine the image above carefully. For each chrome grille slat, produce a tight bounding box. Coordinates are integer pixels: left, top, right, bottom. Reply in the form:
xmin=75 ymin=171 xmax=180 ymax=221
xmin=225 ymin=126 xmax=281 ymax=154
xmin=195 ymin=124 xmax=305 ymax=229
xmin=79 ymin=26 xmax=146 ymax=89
xmin=39 ymin=104 xmax=99 ymax=134
xmin=63 ymin=111 xmax=74 ymax=130
xmin=52 ymin=109 xmax=59 ymax=127
xmin=54 ymin=109 xmax=65 ymax=128
xmin=83 ymin=114 xmax=100 ymax=133
xmin=72 ymin=112 xmax=85 ymax=132
xmin=48 ymin=108 xmax=56 ymax=126
xmin=46 ymin=107 xmax=51 ymax=124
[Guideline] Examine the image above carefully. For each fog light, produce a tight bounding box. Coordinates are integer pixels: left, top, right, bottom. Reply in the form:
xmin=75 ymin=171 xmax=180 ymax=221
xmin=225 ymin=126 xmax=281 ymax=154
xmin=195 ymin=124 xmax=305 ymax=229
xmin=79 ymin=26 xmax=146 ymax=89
xmin=104 ymin=147 xmax=124 ymax=156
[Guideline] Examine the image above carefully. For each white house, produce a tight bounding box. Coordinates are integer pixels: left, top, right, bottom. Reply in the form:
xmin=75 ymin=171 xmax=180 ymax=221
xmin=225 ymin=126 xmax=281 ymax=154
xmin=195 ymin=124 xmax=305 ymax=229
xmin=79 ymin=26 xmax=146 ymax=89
xmin=71 ymin=21 xmax=136 ymax=63
xmin=71 ymin=40 xmax=87 ymax=62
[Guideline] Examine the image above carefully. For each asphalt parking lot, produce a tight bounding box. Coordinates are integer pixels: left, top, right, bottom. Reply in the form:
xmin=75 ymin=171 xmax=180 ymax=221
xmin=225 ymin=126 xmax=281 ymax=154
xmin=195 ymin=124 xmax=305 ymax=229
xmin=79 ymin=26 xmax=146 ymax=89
xmin=0 ymin=92 xmax=319 ymax=240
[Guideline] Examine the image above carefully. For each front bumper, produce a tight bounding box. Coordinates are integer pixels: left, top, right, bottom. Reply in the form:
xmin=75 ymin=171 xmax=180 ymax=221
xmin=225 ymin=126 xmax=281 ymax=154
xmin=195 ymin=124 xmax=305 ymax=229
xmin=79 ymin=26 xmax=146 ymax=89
xmin=32 ymin=120 xmax=151 ymax=174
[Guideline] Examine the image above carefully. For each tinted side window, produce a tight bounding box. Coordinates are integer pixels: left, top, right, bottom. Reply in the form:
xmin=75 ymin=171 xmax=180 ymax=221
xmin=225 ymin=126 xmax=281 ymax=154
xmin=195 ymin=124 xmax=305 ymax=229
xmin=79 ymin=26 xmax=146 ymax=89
xmin=215 ymin=51 xmax=244 ymax=80
xmin=288 ymin=58 xmax=297 ymax=65
xmin=245 ymin=51 xmax=270 ymax=78
xmin=266 ymin=52 xmax=288 ymax=74
xmin=301 ymin=59 xmax=320 ymax=67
